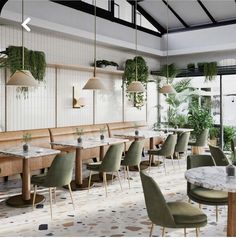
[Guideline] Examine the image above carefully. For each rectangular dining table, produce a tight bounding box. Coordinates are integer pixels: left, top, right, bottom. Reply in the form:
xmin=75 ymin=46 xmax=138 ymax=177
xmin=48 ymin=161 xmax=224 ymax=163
xmin=0 ymin=146 xmax=60 ymax=207
xmin=51 ymin=137 xmax=128 ymax=190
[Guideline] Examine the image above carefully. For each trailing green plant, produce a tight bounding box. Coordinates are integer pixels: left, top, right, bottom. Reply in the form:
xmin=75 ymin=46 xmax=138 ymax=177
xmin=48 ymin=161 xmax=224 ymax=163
xmin=188 ymin=104 xmax=213 ymax=138
xmin=158 ymin=63 xmax=181 ymax=83
xmin=123 ymin=56 xmax=149 ymax=109
xmin=187 ymin=63 xmax=195 ymax=72
xmin=95 ymin=60 xmax=119 ymax=68
xmin=0 ymin=45 xmax=46 ymax=98
xmin=224 ymin=126 xmax=236 ymax=151
xmin=204 ymin=62 xmax=217 ymax=81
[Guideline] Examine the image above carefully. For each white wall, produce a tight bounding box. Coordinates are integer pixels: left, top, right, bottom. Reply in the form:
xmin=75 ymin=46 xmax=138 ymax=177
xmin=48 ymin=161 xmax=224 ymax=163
xmin=0 ymin=25 xmax=159 ymax=131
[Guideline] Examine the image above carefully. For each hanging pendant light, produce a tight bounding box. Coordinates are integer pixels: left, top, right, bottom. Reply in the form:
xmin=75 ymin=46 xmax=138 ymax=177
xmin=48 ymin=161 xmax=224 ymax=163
xmin=126 ymin=0 xmax=145 ymax=93
xmin=7 ymin=0 xmax=37 ymax=86
xmin=159 ymin=0 xmax=175 ymax=94
xmin=83 ymin=0 xmax=106 ymax=90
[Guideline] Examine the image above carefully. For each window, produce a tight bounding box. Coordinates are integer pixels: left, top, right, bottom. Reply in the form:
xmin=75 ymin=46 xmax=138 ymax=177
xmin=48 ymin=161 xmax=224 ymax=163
xmin=136 ymin=10 xmax=158 ymax=32
xmin=114 ymin=0 xmax=132 ymax=23
xmin=81 ymin=0 xmax=109 ymax=11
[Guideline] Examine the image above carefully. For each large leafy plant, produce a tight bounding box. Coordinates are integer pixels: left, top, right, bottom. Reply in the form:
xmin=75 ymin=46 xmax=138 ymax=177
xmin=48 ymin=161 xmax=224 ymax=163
xmin=188 ymin=104 xmax=213 ymax=138
xmin=224 ymin=126 xmax=236 ymax=151
xmin=123 ymin=56 xmax=149 ymax=109
xmin=158 ymin=63 xmax=181 ymax=84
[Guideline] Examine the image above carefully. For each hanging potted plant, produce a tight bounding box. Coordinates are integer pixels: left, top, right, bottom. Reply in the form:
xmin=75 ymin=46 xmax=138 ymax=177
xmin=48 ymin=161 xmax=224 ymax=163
xmin=123 ymin=56 xmax=149 ymax=109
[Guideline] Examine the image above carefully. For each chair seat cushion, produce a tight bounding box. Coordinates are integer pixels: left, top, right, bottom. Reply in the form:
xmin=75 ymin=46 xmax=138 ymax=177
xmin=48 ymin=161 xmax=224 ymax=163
xmin=87 ymin=162 xmax=102 ymax=171
xmin=189 ymin=187 xmax=228 ymax=204
xmin=167 ymin=201 xmax=207 ymax=225
xmin=31 ymin=174 xmax=47 ymax=186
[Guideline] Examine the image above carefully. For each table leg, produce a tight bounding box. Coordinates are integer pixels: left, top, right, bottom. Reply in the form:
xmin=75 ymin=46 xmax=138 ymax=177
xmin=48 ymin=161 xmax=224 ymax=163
xmin=227 ymin=192 xmax=236 ymax=236
xmin=6 ymin=157 xmax=45 ymax=207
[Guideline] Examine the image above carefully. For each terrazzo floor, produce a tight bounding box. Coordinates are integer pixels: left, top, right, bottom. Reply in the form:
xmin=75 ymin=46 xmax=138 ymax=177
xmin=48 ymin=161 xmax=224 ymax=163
xmin=0 ymin=156 xmax=227 ymax=237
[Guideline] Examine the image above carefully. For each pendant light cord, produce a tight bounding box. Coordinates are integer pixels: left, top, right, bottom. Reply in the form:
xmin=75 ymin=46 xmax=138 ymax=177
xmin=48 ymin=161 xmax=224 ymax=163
xmin=22 ymin=0 xmax=24 ymax=70
xmin=135 ymin=0 xmax=138 ymax=81
xmin=166 ymin=0 xmax=169 ymax=83
xmin=93 ymin=0 xmax=97 ymax=77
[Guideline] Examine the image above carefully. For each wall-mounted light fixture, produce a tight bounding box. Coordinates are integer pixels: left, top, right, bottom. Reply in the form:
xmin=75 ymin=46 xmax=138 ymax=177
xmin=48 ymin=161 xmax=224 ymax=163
xmin=73 ymin=86 xmax=86 ymax=108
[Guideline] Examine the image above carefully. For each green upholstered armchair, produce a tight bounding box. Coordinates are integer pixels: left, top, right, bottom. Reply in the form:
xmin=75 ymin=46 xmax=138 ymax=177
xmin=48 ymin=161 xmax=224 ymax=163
xmin=189 ymin=129 xmax=209 ymax=147
xmin=148 ymin=134 xmax=177 ymax=174
xmin=175 ymin=131 xmax=190 ymax=165
xmin=87 ymin=143 xmax=123 ymax=197
xmin=31 ymin=151 xmax=75 ymax=219
xmin=231 ymin=138 xmax=236 ymax=158
xmin=140 ymin=171 xmax=207 ymax=237
xmin=187 ymin=154 xmax=228 ymax=222
xmin=121 ymin=140 xmax=144 ymax=188
xmin=209 ymin=144 xmax=230 ymax=166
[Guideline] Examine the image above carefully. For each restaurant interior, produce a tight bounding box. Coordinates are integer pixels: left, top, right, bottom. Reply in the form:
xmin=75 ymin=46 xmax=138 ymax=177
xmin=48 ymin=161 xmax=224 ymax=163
xmin=0 ymin=0 xmax=236 ymax=237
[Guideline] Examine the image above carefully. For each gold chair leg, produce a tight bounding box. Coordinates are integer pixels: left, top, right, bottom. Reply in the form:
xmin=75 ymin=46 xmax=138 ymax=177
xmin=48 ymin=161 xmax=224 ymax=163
xmin=117 ymin=170 xmax=123 ymax=191
xmin=149 ymin=154 xmax=152 ymax=172
xmin=127 ymin=166 xmax=131 ymax=189
xmin=199 ymin=204 xmax=202 ymax=209
xmin=149 ymin=223 xmax=154 ymax=237
xmin=163 ymin=157 xmax=167 ymax=175
xmin=88 ymin=171 xmax=92 ymax=192
xmin=162 ymin=227 xmax=165 ymax=237
xmin=184 ymin=228 xmax=186 ymax=237
xmin=137 ymin=164 xmax=141 ymax=172
xmin=32 ymin=185 xmax=37 ymax=209
xmin=124 ymin=166 xmax=127 ymax=181
xmin=49 ymin=188 xmax=53 ymax=220
xmin=195 ymin=228 xmax=199 ymax=237
xmin=68 ymin=183 xmax=75 ymax=210
xmin=216 ymin=205 xmax=218 ymax=222
xmin=54 ymin=187 xmax=56 ymax=204
xmin=177 ymin=153 xmax=180 ymax=169
xmin=111 ymin=172 xmax=114 ymax=184
xmin=171 ymin=155 xmax=174 ymax=169
xmin=103 ymin=172 xmax=108 ymax=197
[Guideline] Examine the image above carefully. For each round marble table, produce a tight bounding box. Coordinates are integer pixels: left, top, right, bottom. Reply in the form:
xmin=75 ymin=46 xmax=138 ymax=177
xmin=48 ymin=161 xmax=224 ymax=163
xmin=185 ymin=166 xmax=236 ymax=237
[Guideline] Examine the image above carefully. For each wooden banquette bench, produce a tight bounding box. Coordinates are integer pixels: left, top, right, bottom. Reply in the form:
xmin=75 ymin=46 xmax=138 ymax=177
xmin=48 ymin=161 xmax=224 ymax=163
xmin=0 ymin=129 xmax=55 ymax=178
xmin=49 ymin=123 xmax=109 ymax=161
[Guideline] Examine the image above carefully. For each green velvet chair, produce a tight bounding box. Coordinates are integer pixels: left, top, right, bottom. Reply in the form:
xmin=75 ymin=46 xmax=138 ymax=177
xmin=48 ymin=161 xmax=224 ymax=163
xmin=187 ymin=155 xmax=228 ymax=222
xmin=148 ymin=134 xmax=177 ymax=174
xmin=87 ymin=143 xmax=123 ymax=197
xmin=140 ymin=171 xmax=207 ymax=237
xmin=231 ymin=138 xmax=236 ymax=158
xmin=31 ymin=152 xmax=75 ymax=219
xmin=121 ymin=140 xmax=144 ymax=188
xmin=175 ymin=132 xmax=190 ymax=167
xmin=189 ymin=129 xmax=209 ymax=147
xmin=209 ymin=144 xmax=229 ymax=166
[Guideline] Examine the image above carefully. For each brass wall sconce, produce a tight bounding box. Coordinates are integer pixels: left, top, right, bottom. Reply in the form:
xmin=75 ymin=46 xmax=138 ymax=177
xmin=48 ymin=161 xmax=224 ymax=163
xmin=73 ymin=86 xmax=86 ymax=108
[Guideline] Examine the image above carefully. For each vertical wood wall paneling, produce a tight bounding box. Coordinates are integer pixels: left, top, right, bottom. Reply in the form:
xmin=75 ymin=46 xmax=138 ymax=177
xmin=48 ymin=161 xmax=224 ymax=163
xmin=55 ymin=67 xmax=58 ymax=128
xmin=4 ymin=68 xmax=7 ymax=131
xmin=93 ymin=90 xmax=95 ymax=125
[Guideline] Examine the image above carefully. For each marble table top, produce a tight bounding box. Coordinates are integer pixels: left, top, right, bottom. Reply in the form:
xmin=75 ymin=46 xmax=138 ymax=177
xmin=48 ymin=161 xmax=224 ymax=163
xmin=0 ymin=146 xmax=60 ymax=159
xmin=114 ymin=130 xmax=165 ymax=139
xmin=156 ymin=127 xmax=193 ymax=133
xmin=51 ymin=137 xmax=129 ymax=149
xmin=185 ymin=166 xmax=236 ymax=193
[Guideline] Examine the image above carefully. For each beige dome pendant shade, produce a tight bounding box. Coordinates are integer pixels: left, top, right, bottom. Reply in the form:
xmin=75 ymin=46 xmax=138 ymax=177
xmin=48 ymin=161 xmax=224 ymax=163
xmin=159 ymin=0 xmax=175 ymax=95
xmin=7 ymin=70 xmax=38 ymax=86
xmin=126 ymin=0 xmax=145 ymax=93
xmin=127 ymin=81 xmax=145 ymax=92
xmin=83 ymin=0 xmax=106 ymax=90
xmin=6 ymin=0 xmax=37 ymax=87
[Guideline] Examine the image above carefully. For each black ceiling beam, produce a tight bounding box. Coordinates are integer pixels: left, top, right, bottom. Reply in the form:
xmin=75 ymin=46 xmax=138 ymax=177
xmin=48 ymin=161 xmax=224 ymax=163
xmin=162 ymin=0 xmax=189 ymax=28
xmin=127 ymin=0 xmax=166 ymax=34
xmin=0 ymin=0 xmax=8 ymax=15
xmin=197 ymin=0 xmax=217 ymax=23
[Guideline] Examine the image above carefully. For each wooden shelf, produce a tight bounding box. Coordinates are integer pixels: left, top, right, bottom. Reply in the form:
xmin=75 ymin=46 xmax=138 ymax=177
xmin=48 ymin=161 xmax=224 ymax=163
xmin=47 ymin=63 xmax=124 ymax=75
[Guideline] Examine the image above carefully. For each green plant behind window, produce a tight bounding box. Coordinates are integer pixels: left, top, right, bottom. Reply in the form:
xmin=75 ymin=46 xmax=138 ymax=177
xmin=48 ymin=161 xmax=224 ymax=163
xmin=224 ymin=126 xmax=236 ymax=151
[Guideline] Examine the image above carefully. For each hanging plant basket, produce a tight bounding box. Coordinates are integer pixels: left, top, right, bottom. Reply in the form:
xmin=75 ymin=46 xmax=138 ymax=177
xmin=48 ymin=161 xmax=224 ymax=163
xmin=0 ymin=45 xmax=46 ymax=98
xmin=123 ymin=56 xmax=149 ymax=109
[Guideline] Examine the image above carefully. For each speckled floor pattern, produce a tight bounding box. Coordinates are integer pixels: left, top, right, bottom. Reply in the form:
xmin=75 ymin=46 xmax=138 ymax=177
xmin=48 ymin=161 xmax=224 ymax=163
xmin=0 ymin=156 xmax=227 ymax=237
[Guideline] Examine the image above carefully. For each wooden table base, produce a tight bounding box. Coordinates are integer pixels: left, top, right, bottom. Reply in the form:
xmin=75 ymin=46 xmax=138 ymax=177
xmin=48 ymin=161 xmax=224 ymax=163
xmin=6 ymin=194 xmax=45 ymax=208
xmin=227 ymin=192 xmax=236 ymax=236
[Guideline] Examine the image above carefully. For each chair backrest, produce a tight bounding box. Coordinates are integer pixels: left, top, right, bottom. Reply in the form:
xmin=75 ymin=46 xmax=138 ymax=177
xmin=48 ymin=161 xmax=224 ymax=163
xmin=175 ymin=132 xmax=190 ymax=153
xmin=160 ymin=134 xmax=177 ymax=157
xmin=231 ymin=138 xmax=236 ymax=154
xmin=209 ymin=144 xmax=229 ymax=166
xmin=140 ymin=171 xmax=175 ymax=228
xmin=44 ymin=152 xmax=75 ymax=187
xmin=195 ymin=128 xmax=209 ymax=147
xmin=100 ymin=143 xmax=124 ymax=172
xmin=187 ymin=154 xmax=215 ymax=193
xmin=122 ymin=140 xmax=144 ymax=166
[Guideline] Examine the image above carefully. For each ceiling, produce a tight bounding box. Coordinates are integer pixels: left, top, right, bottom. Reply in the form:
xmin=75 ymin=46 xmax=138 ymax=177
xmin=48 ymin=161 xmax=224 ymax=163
xmin=139 ymin=0 xmax=236 ymax=33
